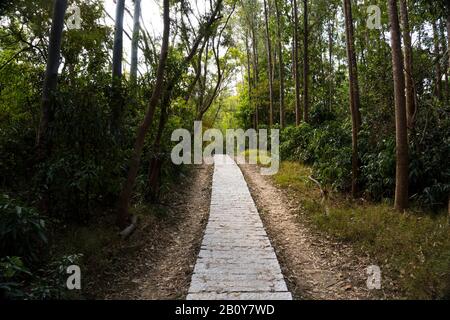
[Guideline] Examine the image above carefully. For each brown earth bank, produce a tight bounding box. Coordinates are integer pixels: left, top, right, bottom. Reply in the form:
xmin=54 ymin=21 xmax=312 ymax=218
xmin=239 ymin=162 xmax=398 ymax=300
xmin=85 ymin=164 xmax=213 ymax=299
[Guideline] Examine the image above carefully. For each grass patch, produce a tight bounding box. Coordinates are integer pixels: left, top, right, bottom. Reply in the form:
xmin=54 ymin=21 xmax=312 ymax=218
xmin=273 ymin=161 xmax=450 ymax=299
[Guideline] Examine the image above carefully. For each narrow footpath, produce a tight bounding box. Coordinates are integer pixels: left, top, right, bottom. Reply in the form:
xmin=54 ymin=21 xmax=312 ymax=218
xmin=187 ymin=154 xmax=292 ymax=300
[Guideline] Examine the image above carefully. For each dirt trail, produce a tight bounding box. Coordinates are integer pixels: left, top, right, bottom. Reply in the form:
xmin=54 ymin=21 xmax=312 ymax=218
xmin=96 ymin=164 xmax=213 ymax=300
xmin=239 ymin=163 xmax=383 ymax=300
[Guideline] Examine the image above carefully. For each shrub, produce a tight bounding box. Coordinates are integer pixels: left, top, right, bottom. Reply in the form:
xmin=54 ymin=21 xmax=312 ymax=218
xmin=0 ymin=194 xmax=47 ymax=264
xmin=280 ymin=123 xmax=314 ymax=163
xmin=0 ymin=256 xmax=31 ymax=299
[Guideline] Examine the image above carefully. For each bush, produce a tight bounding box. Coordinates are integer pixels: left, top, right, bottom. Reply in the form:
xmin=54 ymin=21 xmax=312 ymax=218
xmin=34 ymin=76 xmax=139 ymax=222
xmin=279 ymin=100 xmax=450 ymax=209
xmin=280 ymin=121 xmax=352 ymax=191
xmin=0 ymin=194 xmax=47 ymax=264
xmin=359 ymin=134 xmax=396 ymax=200
xmin=280 ymin=123 xmax=314 ymax=163
xmin=0 ymin=256 xmax=31 ymax=299
xmin=0 ymin=254 xmax=83 ymax=300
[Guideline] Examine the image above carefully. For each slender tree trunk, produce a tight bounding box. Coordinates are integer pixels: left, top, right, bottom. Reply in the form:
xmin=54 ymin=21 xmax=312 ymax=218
xmin=130 ymin=0 xmax=141 ymax=85
xmin=399 ymin=0 xmax=415 ymax=129
xmin=117 ymin=0 xmax=170 ymax=228
xmin=293 ymin=0 xmax=301 ymax=125
xmin=147 ymin=101 xmax=168 ymax=202
xmin=328 ymin=18 xmax=334 ymax=111
xmin=263 ymin=0 xmax=274 ymax=127
xmin=274 ymin=0 xmax=285 ymax=128
xmin=36 ymin=0 xmax=68 ymax=154
xmin=111 ymin=0 xmax=126 ymax=135
xmin=112 ymin=0 xmax=125 ymax=81
xmin=251 ymin=13 xmax=259 ymax=129
xmin=433 ymin=22 xmax=442 ymax=100
xmin=343 ymin=0 xmax=361 ymax=198
xmin=302 ymin=0 xmax=309 ymax=122
xmin=245 ymin=30 xmax=254 ymax=128
xmin=388 ymin=0 xmax=409 ymax=211
xmin=444 ymin=16 xmax=449 ymax=102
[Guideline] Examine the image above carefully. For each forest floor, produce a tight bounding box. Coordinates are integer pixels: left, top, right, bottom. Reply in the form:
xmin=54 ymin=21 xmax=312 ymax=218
xmin=85 ymin=164 xmax=213 ymax=299
xmin=84 ymin=160 xmax=398 ymax=300
xmin=239 ymin=162 xmax=397 ymax=300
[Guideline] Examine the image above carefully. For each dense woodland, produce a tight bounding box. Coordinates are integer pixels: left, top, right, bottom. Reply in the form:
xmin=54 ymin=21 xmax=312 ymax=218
xmin=0 ymin=0 xmax=449 ymax=299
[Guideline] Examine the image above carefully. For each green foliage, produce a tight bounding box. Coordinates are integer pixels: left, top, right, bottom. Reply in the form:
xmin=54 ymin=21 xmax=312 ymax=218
xmin=34 ymin=75 xmax=137 ymax=222
xmin=280 ymin=101 xmax=450 ymax=207
xmin=280 ymin=123 xmax=314 ymax=163
xmin=409 ymin=102 xmax=450 ymax=210
xmin=0 ymin=254 xmax=83 ymax=300
xmin=0 ymin=194 xmax=47 ymax=264
xmin=0 ymin=256 xmax=31 ymax=299
xmin=280 ymin=121 xmax=352 ymax=191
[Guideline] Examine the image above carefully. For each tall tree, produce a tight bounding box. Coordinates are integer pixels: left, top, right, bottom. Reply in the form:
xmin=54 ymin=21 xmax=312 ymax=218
xmin=343 ymin=0 xmax=361 ymax=198
xmin=130 ymin=0 xmax=141 ymax=85
xmin=263 ymin=0 xmax=274 ymax=127
xmin=446 ymin=13 xmax=450 ymax=103
xmin=328 ymin=14 xmax=334 ymax=111
xmin=302 ymin=0 xmax=309 ymax=122
xmin=292 ymin=0 xmax=301 ymax=125
xmin=274 ymin=0 xmax=285 ymax=128
xmin=432 ymin=21 xmax=442 ymax=100
xmin=250 ymin=7 xmax=259 ymax=129
xmin=399 ymin=0 xmax=415 ymax=129
xmin=244 ymin=29 xmax=254 ymax=127
xmin=36 ymin=0 xmax=68 ymax=154
xmin=117 ymin=0 xmax=170 ymax=228
xmin=111 ymin=0 xmax=126 ymax=135
xmin=388 ymin=0 xmax=409 ymax=211
xmin=112 ymin=0 xmax=125 ymax=81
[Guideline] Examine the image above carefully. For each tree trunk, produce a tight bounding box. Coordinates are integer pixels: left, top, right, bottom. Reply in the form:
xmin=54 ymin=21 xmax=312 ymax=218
xmin=111 ymin=0 xmax=126 ymax=135
xmin=433 ymin=22 xmax=442 ymax=100
xmin=147 ymin=101 xmax=168 ymax=202
xmin=251 ymin=12 xmax=259 ymax=129
xmin=37 ymin=0 xmax=68 ymax=154
xmin=445 ymin=15 xmax=449 ymax=102
xmin=112 ymin=0 xmax=125 ymax=81
xmin=245 ymin=30 xmax=254 ymax=128
xmin=399 ymin=0 xmax=415 ymax=129
xmin=130 ymin=0 xmax=141 ymax=85
xmin=263 ymin=0 xmax=274 ymax=127
xmin=117 ymin=0 xmax=170 ymax=228
xmin=388 ymin=0 xmax=409 ymax=211
xmin=328 ymin=18 xmax=334 ymax=111
xmin=274 ymin=0 xmax=285 ymax=128
xmin=293 ymin=0 xmax=301 ymax=125
xmin=343 ymin=0 xmax=361 ymax=198
xmin=302 ymin=0 xmax=309 ymax=122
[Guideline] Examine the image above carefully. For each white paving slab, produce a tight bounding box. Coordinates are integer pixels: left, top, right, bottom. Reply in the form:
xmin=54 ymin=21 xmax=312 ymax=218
xmin=187 ymin=154 xmax=292 ymax=300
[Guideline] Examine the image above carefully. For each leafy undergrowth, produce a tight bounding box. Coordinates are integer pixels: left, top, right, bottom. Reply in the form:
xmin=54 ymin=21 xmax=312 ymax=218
xmin=273 ymin=161 xmax=450 ymax=300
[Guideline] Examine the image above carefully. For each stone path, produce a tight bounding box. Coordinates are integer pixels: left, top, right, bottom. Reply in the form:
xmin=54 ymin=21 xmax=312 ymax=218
xmin=187 ymin=154 xmax=292 ymax=300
